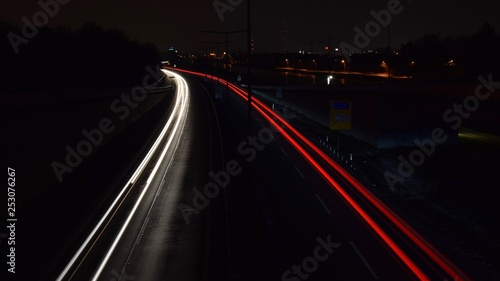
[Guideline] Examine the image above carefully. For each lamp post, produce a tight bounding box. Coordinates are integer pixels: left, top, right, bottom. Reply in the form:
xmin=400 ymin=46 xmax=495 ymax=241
xmin=202 ymin=29 xmax=247 ymax=106
xmin=201 ymin=2 xmax=252 ymax=135
xmin=247 ymin=0 xmax=252 ymax=135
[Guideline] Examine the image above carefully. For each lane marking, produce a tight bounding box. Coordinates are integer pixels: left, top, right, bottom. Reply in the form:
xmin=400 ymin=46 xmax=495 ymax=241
xmin=350 ymin=241 xmax=379 ymax=280
xmin=135 ymin=216 xmax=150 ymax=246
xmin=294 ymin=166 xmax=305 ymax=179
xmin=199 ymin=82 xmax=232 ymax=279
xmin=118 ymin=129 xmax=183 ymax=278
xmin=280 ymin=147 xmax=288 ymax=157
xmin=315 ymin=193 xmax=332 ymax=215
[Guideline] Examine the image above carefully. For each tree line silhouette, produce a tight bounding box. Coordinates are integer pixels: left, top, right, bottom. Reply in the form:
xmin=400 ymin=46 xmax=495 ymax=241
xmin=334 ymin=23 xmax=500 ymax=80
xmin=1 ymin=22 xmax=161 ymax=93
xmin=387 ymin=22 xmax=500 ymax=80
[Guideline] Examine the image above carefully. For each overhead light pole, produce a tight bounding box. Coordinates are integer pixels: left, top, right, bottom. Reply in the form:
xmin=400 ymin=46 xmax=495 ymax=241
xmin=201 ymin=1 xmax=252 ymax=135
xmin=246 ymin=0 xmax=252 ymax=135
xmin=202 ymin=29 xmax=247 ymax=105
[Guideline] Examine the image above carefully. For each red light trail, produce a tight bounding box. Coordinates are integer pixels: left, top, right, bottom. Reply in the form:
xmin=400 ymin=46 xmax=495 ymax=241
xmin=167 ymin=67 xmax=471 ymax=281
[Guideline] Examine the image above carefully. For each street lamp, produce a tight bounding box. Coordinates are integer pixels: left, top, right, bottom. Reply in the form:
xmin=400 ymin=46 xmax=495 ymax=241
xmin=246 ymin=0 xmax=253 ymax=135
xmin=201 ymin=2 xmax=252 ymax=135
xmin=202 ymin=29 xmax=247 ymax=105
xmin=341 ymin=59 xmax=346 ymax=72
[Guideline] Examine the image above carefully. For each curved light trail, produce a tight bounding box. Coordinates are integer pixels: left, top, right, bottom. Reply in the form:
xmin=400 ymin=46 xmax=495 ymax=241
xmin=56 ymin=69 xmax=190 ymax=281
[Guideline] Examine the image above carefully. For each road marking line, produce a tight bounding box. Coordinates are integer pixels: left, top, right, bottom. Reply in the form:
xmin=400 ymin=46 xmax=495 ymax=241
xmin=294 ymin=166 xmax=305 ymax=179
xmin=159 ymin=179 xmax=165 ymax=190
xmin=280 ymin=147 xmax=288 ymax=156
xmin=350 ymin=241 xmax=379 ymax=280
xmin=315 ymin=193 xmax=332 ymax=215
xmin=135 ymin=216 xmax=150 ymax=246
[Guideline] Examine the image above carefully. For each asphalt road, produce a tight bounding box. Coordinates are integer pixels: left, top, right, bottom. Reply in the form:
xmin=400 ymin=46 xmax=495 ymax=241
xmin=169 ymin=68 xmax=472 ymax=281
xmin=93 ymin=70 xmax=230 ymax=281
xmin=206 ymin=75 xmax=408 ymax=281
xmin=50 ymin=69 xmax=225 ymax=281
xmin=4 ymin=68 xmax=473 ymax=281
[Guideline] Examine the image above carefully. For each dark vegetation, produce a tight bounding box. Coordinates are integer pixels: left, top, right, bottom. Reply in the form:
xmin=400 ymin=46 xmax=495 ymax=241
xmin=389 ymin=22 xmax=500 ymax=80
xmin=1 ymin=21 xmax=161 ymax=93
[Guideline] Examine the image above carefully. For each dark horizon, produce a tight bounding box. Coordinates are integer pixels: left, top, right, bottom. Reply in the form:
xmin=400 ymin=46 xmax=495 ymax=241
xmin=2 ymin=19 xmax=498 ymax=94
xmin=2 ymin=0 xmax=500 ymax=53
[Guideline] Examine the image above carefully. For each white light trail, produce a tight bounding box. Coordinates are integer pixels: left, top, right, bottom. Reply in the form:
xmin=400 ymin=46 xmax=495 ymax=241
xmin=56 ymin=70 xmax=190 ymax=281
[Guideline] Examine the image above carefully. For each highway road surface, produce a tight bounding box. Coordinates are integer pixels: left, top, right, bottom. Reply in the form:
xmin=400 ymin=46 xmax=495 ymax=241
xmin=164 ymin=67 xmax=472 ymax=281
xmin=10 ymin=68 xmax=472 ymax=281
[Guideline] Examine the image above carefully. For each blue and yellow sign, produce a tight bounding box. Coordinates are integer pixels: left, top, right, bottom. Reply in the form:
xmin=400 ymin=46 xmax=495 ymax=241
xmin=330 ymin=101 xmax=352 ymax=130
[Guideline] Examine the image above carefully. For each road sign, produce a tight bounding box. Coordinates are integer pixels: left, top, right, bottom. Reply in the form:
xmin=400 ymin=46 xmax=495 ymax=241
xmin=330 ymin=101 xmax=352 ymax=130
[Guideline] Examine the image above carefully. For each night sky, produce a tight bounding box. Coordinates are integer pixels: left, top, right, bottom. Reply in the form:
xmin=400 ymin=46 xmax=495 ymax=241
xmin=2 ymin=0 xmax=500 ymax=53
